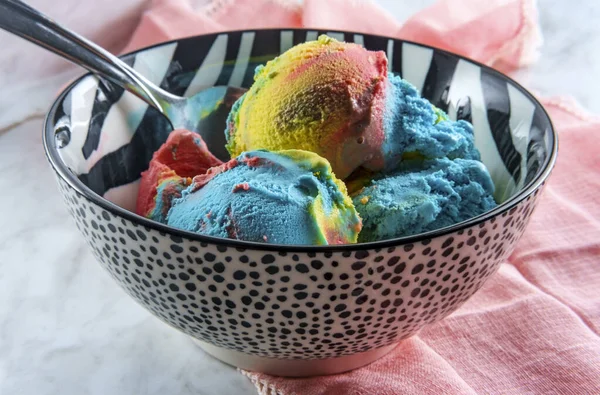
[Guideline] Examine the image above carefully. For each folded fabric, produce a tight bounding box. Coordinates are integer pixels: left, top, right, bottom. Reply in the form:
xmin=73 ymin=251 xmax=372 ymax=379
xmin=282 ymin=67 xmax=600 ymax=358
xmin=124 ymin=0 xmax=542 ymax=74
xmin=123 ymin=0 xmax=600 ymax=394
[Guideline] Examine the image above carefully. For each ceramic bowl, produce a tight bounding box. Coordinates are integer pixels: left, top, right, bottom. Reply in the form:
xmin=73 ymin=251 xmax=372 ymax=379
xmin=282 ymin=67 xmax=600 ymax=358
xmin=43 ymin=29 xmax=557 ymax=377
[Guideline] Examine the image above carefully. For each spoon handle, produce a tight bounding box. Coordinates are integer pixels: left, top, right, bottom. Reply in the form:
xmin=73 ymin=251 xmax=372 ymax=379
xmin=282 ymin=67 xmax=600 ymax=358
xmin=0 ymin=0 xmax=174 ymax=113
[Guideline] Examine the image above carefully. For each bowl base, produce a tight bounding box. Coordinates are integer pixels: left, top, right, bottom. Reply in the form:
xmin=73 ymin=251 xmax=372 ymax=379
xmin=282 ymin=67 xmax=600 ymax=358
xmin=191 ymin=338 xmax=398 ymax=377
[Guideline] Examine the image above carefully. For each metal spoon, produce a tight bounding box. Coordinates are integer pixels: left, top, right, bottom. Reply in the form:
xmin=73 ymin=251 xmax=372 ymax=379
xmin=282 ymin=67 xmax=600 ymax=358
xmin=0 ymin=0 xmax=246 ymax=159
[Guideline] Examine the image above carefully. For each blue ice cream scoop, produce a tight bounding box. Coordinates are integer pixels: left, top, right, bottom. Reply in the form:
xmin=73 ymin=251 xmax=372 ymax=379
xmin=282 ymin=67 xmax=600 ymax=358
xmin=166 ymin=150 xmax=362 ymax=245
xmin=381 ymin=74 xmax=480 ymax=171
xmin=352 ymin=158 xmax=497 ymax=243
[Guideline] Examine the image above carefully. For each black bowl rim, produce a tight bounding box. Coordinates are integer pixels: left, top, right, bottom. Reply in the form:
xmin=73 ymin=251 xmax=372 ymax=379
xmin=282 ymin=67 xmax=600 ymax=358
xmin=43 ymin=28 xmax=558 ymax=253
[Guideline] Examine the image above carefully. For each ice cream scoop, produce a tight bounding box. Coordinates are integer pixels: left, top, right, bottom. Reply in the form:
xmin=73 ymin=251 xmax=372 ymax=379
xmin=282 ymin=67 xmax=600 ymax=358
xmin=225 ymin=35 xmax=388 ymax=179
xmin=136 ymin=129 xmax=223 ymax=222
xmin=352 ymin=158 xmax=497 ymax=242
xmin=381 ymin=75 xmax=479 ymax=172
xmin=225 ymin=35 xmax=478 ymax=179
xmin=167 ymin=150 xmax=362 ymax=245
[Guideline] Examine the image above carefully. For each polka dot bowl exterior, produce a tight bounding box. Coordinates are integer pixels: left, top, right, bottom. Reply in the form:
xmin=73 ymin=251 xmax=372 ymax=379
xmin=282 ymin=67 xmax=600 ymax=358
xmin=43 ymin=29 xmax=557 ymax=376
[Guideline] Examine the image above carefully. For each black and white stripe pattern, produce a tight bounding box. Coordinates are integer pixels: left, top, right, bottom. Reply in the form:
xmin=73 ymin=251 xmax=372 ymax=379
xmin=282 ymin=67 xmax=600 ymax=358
xmin=52 ymin=29 xmax=552 ymax=205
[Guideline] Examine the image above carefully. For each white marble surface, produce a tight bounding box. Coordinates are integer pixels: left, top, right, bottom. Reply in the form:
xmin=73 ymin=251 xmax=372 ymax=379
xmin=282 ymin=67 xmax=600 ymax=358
xmin=0 ymin=1 xmax=598 ymax=394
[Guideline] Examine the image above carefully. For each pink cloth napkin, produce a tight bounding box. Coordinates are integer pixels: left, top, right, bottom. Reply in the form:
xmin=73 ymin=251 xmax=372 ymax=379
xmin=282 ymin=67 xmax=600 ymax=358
xmin=124 ymin=0 xmax=600 ymax=393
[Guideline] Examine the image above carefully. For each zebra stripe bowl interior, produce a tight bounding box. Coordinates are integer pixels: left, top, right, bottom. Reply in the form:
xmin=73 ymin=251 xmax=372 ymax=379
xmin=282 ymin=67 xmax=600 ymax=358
xmin=43 ymin=29 xmax=557 ymax=377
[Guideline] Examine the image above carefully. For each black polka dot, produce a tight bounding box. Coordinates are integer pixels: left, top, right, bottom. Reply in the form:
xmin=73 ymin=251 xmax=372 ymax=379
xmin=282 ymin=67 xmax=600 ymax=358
xmin=294 ymin=292 xmax=308 ymax=300
xmin=261 ymin=254 xmax=275 ymax=264
xmin=442 ymin=237 xmax=454 ymax=248
xmin=411 ymin=264 xmax=424 ymax=274
xmin=394 ymin=262 xmax=406 ymax=274
xmin=171 ymin=244 xmax=183 ymax=254
xmin=356 ymin=295 xmax=368 ymax=305
xmin=334 ymin=304 xmax=347 ymax=312
xmin=213 ymin=262 xmax=225 ymax=273
xmin=355 ymin=251 xmax=369 ymax=259
xmin=296 ymin=264 xmax=309 ymax=273
xmin=266 ymin=266 xmax=279 ymax=275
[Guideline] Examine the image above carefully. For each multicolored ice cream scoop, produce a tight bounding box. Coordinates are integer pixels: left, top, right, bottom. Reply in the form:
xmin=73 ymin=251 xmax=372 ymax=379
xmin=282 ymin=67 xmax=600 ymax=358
xmin=135 ymin=129 xmax=223 ymax=222
xmin=352 ymin=158 xmax=497 ymax=243
xmin=225 ymin=35 xmax=478 ymax=179
xmin=167 ymin=150 xmax=362 ymax=245
xmin=225 ymin=35 xmax=388 ymax=179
